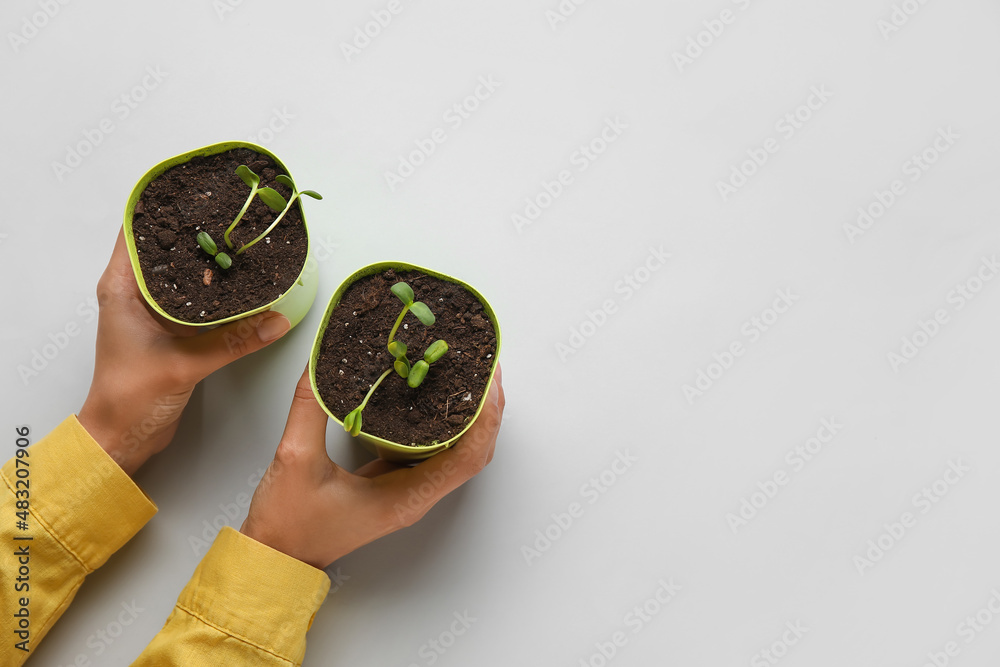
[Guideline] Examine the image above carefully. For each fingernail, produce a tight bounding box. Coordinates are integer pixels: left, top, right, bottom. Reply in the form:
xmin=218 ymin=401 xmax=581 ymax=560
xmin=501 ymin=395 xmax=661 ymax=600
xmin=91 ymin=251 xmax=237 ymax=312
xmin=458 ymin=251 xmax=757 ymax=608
xmin=257 ymin=313 xmax=291 ymax=342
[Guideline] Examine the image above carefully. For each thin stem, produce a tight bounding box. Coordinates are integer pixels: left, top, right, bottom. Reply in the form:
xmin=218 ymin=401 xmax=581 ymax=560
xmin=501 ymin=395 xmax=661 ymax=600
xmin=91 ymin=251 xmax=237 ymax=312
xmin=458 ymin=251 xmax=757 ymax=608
xmin=358 ymin=368 xmax=393 ymax=411
xmin=224 ymin=185 xmax=258 ymax=249
xmin=236 ymin=194 xmax=299 ymax=255
xmin=387 ymin=306 xmax=410 ymax=346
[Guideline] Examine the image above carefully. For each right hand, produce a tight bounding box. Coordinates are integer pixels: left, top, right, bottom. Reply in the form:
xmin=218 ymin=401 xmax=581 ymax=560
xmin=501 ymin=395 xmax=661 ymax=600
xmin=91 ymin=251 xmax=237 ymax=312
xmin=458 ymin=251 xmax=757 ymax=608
xmin=240 ymin=366 xmax=505 ymax=569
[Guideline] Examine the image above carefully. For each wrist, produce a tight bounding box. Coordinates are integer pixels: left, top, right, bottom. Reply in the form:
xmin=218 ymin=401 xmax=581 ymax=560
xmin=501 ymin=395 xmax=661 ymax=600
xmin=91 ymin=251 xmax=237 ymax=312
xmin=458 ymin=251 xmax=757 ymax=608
xmin=239 ymin=520 xmax=326 ymax=570
xmin=78 ymin=390 xmax=166 ymax=477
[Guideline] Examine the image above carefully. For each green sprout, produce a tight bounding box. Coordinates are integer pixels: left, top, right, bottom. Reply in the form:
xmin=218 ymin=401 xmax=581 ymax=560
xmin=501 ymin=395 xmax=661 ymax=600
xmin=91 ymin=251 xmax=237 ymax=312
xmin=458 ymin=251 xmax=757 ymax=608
xmin=224 ymin=165 xmax=260 ymax=248
xmin=234 ymin=174 xmax=322 ymax=256
xmin=196 ymin=165 xmax=322 ymax=269
xmin=196 ymin=231 xmax=232 ymax=270
xmin=343 ymin=281 xmax=448 ymax=437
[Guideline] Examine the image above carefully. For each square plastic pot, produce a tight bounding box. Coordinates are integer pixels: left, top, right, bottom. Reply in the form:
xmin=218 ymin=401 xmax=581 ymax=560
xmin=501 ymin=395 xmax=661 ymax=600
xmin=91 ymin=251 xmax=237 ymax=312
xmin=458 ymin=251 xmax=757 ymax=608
xmin=309 ymin=262 xmax=502 ymax=462
xmin=122 ymin=141 xmax=318 ymax=328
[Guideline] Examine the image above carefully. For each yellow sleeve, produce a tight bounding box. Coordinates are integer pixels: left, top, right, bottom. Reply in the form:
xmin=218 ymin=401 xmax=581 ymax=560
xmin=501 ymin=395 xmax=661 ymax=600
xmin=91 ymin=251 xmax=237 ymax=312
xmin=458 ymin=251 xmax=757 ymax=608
xmin=134 ymin=526 xmax=331 ymax=666
xmin=0 ymin=416 xmax=158 ymax=666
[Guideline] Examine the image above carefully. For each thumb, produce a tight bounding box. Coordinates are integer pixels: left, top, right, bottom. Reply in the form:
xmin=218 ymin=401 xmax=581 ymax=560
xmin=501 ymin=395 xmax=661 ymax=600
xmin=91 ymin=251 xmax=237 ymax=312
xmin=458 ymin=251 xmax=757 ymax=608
xmin=177 ymin=311 xmax=291 ymax=377
xmin=278 ymin=367 xmax=331 ymax=460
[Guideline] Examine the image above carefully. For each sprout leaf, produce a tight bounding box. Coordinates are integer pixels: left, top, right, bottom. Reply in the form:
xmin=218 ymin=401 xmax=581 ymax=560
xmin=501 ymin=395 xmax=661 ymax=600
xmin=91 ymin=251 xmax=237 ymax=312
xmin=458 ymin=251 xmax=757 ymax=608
xmin=197 ymin=231 xmax=218 ymax=256
xmin=407 ymin=360 xmax=429 ymax=388
xmin=424 ymin=340 xmax=448 ymax=363
xmin=257 ymin=187 xmax=287 ymax=212
xmin=409 ymin=302 xmax=435 ymax=326
xmin=344 ymin=409 xmax=362 ymax=436
xmin=236 ymin=165 xmax=259 ymax=188
xmin=391 ymin=282 xmax=414 ymax=306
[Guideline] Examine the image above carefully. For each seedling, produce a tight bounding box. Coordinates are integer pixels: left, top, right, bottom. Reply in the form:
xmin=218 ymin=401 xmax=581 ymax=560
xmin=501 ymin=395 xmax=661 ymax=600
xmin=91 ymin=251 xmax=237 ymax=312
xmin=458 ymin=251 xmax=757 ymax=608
xmin=196 ymin=231 xmax=232 ymax=269
xmin=235 ymin=174 xmax=322 ymax=255
xmin=343 ymin=281 xmax=448 ymax=437
xmin=196 ymin=165 xmax=322 ymax=269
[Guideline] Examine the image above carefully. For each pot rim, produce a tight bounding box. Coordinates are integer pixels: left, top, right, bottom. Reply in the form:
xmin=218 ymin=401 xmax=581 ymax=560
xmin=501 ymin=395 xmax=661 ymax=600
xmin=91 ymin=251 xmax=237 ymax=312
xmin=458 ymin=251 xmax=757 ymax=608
xmin=309 ymin=261 xmax=502 ymax=459
xmin=122 ymin=140 xmax=313 ymax=327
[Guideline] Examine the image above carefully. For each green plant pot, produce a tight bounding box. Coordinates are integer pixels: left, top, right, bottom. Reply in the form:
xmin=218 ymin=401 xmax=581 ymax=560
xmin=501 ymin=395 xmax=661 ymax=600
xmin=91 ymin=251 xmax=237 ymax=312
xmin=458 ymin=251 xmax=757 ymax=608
xmin=122 ymin=141 xmax=318 ymax=328
xmin=310 ymin=262 xmax=502 ymax=462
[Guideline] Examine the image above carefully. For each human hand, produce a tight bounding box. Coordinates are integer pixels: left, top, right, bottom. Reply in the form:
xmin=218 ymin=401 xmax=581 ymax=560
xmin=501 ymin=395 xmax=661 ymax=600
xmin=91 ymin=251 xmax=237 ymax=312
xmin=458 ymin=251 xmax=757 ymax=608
xmin=240 ymin=365 xmax=505 ymax=569
xmin=77 ymin=229 xmax=293 ymax=476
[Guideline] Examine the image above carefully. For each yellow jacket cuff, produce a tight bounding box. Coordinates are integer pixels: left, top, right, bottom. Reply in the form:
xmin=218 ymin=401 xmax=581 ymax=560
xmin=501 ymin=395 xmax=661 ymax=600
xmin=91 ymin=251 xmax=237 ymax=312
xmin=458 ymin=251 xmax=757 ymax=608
xmin=2 ymin=415 xmax=157 ymax=573
xmin=174 ymin=527 xmax=331 ymax=663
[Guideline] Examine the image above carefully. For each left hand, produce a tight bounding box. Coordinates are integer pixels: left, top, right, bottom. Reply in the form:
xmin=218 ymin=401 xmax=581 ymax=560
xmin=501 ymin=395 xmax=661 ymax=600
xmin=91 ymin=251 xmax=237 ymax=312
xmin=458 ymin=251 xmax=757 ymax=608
xmin=78 ymin=229 xmax=293 ymax=476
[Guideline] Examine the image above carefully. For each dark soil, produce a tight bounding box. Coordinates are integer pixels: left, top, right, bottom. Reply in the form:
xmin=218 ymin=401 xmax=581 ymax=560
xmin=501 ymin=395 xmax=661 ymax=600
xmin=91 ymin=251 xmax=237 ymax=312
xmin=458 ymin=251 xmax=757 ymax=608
xmin=131 ymin=148 xmax=309 ymax=323
xmin=315 ymin=270 xmax=498 ymax=446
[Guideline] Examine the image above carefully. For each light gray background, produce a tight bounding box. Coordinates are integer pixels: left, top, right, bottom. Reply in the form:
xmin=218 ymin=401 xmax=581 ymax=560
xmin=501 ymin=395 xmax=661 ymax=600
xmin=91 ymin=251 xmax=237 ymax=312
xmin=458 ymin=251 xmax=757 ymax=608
xmin=2 ymin=1 xmax=1000 ymax=666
